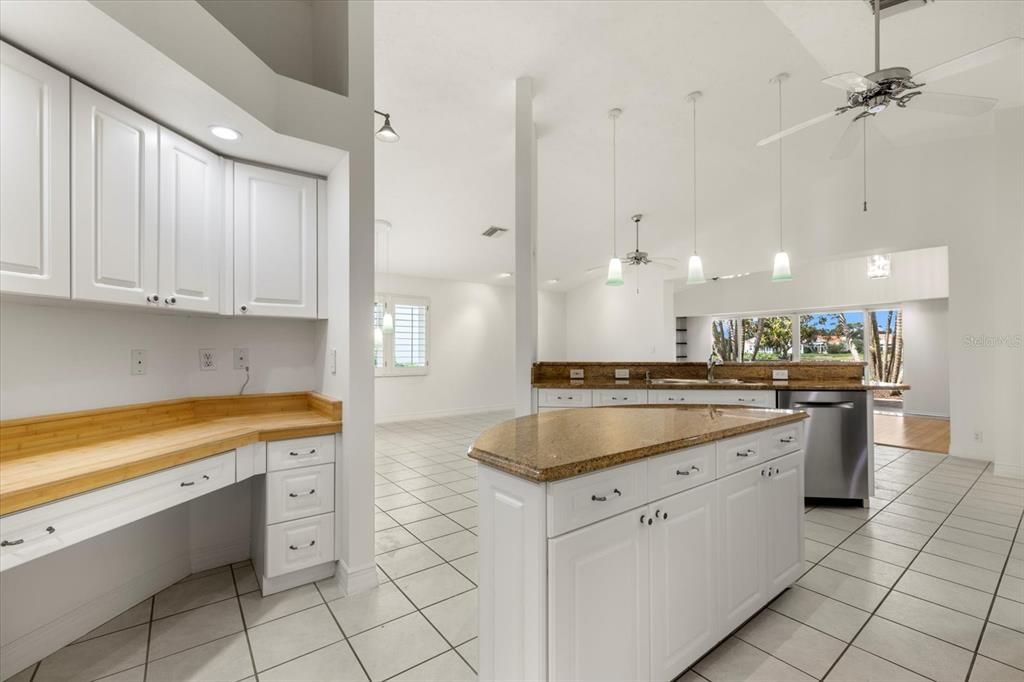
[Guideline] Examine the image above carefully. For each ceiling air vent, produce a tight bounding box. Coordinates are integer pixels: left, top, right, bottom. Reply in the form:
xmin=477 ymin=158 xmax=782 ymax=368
xmin=868 ymin=0 xmax=932 ymax=18
xmin=481 ymin=226 xmax=509 ymax=238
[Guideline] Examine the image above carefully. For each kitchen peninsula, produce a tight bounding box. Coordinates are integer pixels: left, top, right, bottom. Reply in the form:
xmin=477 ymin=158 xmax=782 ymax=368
xmin=471 ymin=405 xmax=808 ymax=682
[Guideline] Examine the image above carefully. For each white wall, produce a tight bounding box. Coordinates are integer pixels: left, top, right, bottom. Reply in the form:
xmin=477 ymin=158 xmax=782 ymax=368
xmin=684 ymin=315 xmax=714 ymax=362
xmin=565 ymin=270 xmax=676 ymax=361
xmin=902 ymin=299 xmax=950 ymax=419
xmin=0 ymin=300 xmax=319 ymax=420
xmin=539 ymin=290 xmax=567 ymax=361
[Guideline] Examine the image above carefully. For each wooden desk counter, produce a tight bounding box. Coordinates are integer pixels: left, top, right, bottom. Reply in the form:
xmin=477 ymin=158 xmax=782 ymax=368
xmin=0 ymin=392 xmax=341 ymax=515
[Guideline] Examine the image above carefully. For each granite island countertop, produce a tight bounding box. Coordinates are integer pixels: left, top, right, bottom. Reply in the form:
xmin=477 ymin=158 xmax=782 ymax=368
xmin=533 ymin=379 xmax=909 ymax=391
xmin=468 ymin=405 xmax=808 ymax=482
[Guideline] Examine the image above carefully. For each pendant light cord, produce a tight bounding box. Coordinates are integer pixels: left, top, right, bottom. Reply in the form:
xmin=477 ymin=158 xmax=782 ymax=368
xmin=778 ymin=78 xmax=784 ymax=253
xmin=611 ymin=113 xmax=618 ymax=258
xmin=692 ymin=97 xmax=698 ymax=255
xmin=863 ymin=118 xmax=868 ymax=212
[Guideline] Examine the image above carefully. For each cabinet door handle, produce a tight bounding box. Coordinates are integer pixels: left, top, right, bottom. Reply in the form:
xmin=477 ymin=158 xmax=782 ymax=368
xmin=146 ymin=294 xmax=160 ymax=303
xmin=655 ymin=509 xmax=669 ymax=520
xmin=1 ymin=526 xmax=56 ymax=547
xmin=288 ymin=540 xmax=317 ymax=550
xmin=591 ymin=488 xmax=622 ymax=502
xmin=775 ymin=467 xmax=781 ymax=475
xmin=164 ymin=296 xmax=177 ymax=305
xmin=288 ymin=448 xmax=318 ymax=457
xmin=180 ymin=474 xmax=211 ymax=487
xmin=736 ymin=449 xmax=755 ymax=457
xmin=288 ymin=489 xmax=317 ymax=498
xmin=676 ymin=465 xmax=701 ymax=476
xmin=240 ymin=305 xmax=248 ymax=313
xmin=779 ymin=436 xmax=796 ymax=443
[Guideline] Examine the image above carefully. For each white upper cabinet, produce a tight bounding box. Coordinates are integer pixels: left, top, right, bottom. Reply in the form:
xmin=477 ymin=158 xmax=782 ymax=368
xmin=0 ymin=42 xmax=70 ymax=299
xmin=158 ymin=128 xmax=223 ymax=313
xmin=71 ymin=81 xmax=159 ymax=306
xmin=233 ymin=163 xmax=317 ymax=318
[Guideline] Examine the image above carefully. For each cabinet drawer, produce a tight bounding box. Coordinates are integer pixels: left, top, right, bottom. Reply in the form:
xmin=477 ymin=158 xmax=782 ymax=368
xmin=537 ymin=389 xmax=592 ymax=408
xmin=547 ymin=461 xmax=647 ymax=537
xmin=0 ymin=451 xmax=235 ymax=572
xmin=647 ymin=444 xmax=716 ymax=501
xmin=717 ymin=434 xmax=764 ymax=476
xmin=714 ymin=390 xmax=774 ymax=408
xmin=649 ymin=391 xmax=691 ymax=405
xmin=266 ymin=463 xmax=335 ymax=524
xmin=267 ymin=435 xmax=334 ymax=472
xmin=594 ymin=389 xmax=648 ymax=407
xmin=265 ymin=512 xmax=335 ymax=577
xmin=760 ymin=423 xmax=803 ymax=460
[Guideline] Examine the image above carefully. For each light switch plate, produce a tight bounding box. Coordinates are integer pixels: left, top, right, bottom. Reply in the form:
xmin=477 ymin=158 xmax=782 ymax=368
xmin=772 ymin=369 xmax=789 ymax=380
xmin=614 ymin=369 xmax=630 ymax=379
xmin=569 ymin=368 xmax=585 ymax=379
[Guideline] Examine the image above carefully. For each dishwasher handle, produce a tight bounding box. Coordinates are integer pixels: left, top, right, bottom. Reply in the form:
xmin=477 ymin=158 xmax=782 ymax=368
xmin=792 ymin=401 xmax=855 ymax=409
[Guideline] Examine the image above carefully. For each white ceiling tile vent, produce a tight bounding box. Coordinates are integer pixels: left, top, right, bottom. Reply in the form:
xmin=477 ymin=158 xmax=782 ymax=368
xmin=481 ymin=226 xmax=509 ymax=238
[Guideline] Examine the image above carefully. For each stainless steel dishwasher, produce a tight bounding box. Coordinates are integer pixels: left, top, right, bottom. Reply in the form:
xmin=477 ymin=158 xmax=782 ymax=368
xmin=777 ymin=390 xmax=869 ymax=503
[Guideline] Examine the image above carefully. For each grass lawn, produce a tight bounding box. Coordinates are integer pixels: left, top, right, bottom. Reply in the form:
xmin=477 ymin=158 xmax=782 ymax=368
xmin=800 ymin=353 xmax=856 ymax=361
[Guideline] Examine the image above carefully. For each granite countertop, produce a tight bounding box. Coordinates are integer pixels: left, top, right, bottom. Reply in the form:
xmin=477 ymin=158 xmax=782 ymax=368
xmin=533 ymin=379 xmax=909 ymax=391
xmin=469 ymin=405 xmax=808 ymax=482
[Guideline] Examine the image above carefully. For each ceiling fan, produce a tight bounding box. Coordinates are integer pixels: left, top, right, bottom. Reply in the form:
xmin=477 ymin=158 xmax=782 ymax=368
xmin=587 ymin=214 xmax=678 ymax=281
xmin=756 ymin=0 xmax=1022 ymax=159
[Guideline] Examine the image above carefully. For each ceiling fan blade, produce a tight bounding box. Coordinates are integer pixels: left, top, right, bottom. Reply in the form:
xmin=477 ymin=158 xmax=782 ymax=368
xmin=756 ymin=110 xmax=845 ymax=147
xmin=905 ymin=91 xmax=998 ymax=116
xmin=913 ymin=37 xmax=1023 ymax=83
xmin=584 ymin=265 xmax=606 ymax=274
xmin=649 ymin=256 xmax=680 ymax=265
xmin=830 ymin=117 xmax=864 ymax=160
xmin=822 ymin=72 xmax=878 ymax=93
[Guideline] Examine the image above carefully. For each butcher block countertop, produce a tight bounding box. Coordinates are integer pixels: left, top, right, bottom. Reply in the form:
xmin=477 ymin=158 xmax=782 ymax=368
xmin=469 ymin=405 xmax=807 ymax=482
xmin=0 ymin=392 xmax=341 ymax=516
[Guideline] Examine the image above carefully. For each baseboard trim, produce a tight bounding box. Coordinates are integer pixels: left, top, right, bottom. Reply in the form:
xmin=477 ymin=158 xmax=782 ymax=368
xmin=0 ymin=554 xmax=188 ymax=680
xmin=259 ymin=561 xmax=336 ymax=597
xmin=900 ymin=411 xmax=950 ymax=420
xmin=993 ymin=462 xmax=1023 ymax=480
xmin=375 ymin=404 xmax=513 ymax=424
xmin=314 ymin=559 xmax=378 ymax=598
xmin=190 ymin=540 xmax=249 ymax=574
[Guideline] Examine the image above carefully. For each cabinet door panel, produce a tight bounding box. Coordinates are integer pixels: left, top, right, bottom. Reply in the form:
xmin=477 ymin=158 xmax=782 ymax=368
xmin=650 ymin=483 xmax=719 ymax=681
xmin=158 ymin=128 xmax=222 ymax=312
xmin=234 ymin=163 xmax=316 ymax=318
xmin=764 ymin=451 xmax=805 ymax=596
xmin=0 ymin=42 xmax=70 ymax=298
xmin=72 ymin=82 xmax=158 ymax=306
xmin=549 ymin=510 xmax=650 ymax=682
xmin=717 ymin=465 xmax=765 ymax=634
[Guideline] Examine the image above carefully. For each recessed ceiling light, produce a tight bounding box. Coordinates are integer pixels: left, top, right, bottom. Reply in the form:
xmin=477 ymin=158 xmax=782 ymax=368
xmin=498 ymin=272 xmax=513 ymax=279
xmin=209 ymin=125 xmax=241 ymax=141
xmin=546 ymin=278 xmax=560 ymax=284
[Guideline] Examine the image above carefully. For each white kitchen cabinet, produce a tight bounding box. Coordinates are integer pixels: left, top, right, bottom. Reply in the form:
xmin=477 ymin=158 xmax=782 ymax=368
xmin=0 ymin=42 xmax=71 ymax=299
xmin=594 ymin=389 xmax=648 ymax=406
xmin=717 ymin=463 xmax=765 ymax=633
xmin=71 ymin=82 xmax=159 ymax=306
xmin=158 ymin=128 xmax=223 ymax=312
xmin=763 ymin=451 xmax=805 ymax=596
xmin=233 ymin=163 xmax=317 ymax=318
xmin=649 ymin=484 xmax=719 ymax=681
xmin=548 ymin=509 xmax=651 ymax=682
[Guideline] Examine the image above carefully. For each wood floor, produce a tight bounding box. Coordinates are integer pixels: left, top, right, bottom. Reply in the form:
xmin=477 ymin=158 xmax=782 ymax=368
xmin=874 ymin=412 xmax=950 ymax=453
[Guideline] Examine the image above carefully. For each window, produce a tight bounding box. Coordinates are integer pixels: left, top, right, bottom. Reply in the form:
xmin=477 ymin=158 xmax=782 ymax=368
xmin=741 ymin=316 xmax=794 ymax=361
xmin=374 ymin=294 xmax=429 ymax=376
xmin=867 ymin=308 xmax=903 ymax=382
xmin=799 ymin=312 xmax=864 ymax=362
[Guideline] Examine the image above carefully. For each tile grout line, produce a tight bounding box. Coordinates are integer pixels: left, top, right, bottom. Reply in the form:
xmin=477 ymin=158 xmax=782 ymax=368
xmin=141 ymin=597 xmax=154 ymax=682
xmin=817 ymin=454 xmax=992 ymax=681
xmin=964 ymin=500 xmax=1024 ymax=680
xmin=312 ymin=581 xmax=374 ymax=682
xmin=228 ymin=564 xmax=260 ymax=681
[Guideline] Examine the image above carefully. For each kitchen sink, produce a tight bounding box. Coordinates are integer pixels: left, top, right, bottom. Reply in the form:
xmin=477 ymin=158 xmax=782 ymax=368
xmin=650 ymin=378 xmax=745 ymax=385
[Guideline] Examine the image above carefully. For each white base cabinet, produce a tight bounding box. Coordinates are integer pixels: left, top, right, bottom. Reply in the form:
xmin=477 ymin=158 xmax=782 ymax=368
xmin=479 ymin=423 xmax=805 ymax=682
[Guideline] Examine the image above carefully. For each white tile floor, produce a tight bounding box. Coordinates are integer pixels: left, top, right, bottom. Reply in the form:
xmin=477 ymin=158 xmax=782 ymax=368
xmin=10 ymin=415 xmax=1024 ymax=682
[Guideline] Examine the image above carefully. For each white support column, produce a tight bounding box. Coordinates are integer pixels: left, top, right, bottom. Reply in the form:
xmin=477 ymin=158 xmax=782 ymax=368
xmin=514 ymin=76 xmax=538 ymax=416
xmin=790 ymin=315 xmax=801 ymax=362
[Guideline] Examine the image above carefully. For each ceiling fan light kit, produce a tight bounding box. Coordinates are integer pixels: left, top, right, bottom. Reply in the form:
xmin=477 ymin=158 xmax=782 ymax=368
xmin=686 ymin=91 xmax=706 ymax=285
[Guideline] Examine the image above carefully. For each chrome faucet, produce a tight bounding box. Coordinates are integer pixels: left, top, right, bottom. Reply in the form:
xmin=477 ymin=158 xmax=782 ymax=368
xmin=707 ymin=349 xmax=722 ymax=382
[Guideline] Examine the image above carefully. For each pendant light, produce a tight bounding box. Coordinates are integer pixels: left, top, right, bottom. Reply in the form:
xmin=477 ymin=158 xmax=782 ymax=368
xmin=376 ymin=219 xmax=395 ymax=332
xmin=686 ymin=92 xmax=705 ymax=285
xmin=606 ymin=108 xmax=624 ymax=286
xmin=374 ymin=110 xmax=400 ymax=143
xmin=770 ymin=74 xmax=793 ymax=282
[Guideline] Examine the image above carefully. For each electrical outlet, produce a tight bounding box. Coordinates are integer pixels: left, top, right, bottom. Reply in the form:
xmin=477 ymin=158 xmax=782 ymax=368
xmin=772 ymin=369 xmax=789 ymax=380
xmin=974 ymin=431 xmax=984 ymax=443
xmin=233 ymin=347 xmax=249 ymax=370
xmin=199 ymin=348 xmax=217 ymax=371
xmin=131 ymin=349 xmax=146 ymax=376
xmin=569 ymin=368 xmax=585 ymax=379
xmin=614 ymin=369 xmax=630 ymax=379
xmin=330 ymin=348 xmax=337 ymax=375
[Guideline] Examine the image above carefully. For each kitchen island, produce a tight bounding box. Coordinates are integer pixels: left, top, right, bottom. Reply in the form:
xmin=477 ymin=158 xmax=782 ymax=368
xmin=470 ymin=405 xmax=808 ymax=682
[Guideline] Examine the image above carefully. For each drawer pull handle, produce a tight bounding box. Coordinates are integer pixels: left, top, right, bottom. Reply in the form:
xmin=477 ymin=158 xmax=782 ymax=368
xmin=289 ymin=489 xmax=317 ymax=498
xmin=180 ymin=475 xmax=211 ymax=487
xmin=676 ymin=465 xmax=701 ymax=476
xmin=736 ymin=449 xmax=756 ymax=458
xmin=289 ymin=540 xmax=317 ymax=550
xmin=779 ymin=436 xmax=796 ymax=443
xmin=2 ymin=526 xmax=56 ymax=547
xmin=289 ymin=448 xmax=318 ymax=457
xmin=591 ymin=488 xmax=622 ymax=502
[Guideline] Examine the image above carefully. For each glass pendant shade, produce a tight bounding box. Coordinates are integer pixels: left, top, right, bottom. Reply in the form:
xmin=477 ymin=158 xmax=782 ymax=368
xmin=375 ymin=116 xmax=400 ymax=143
xmin=687 ymin=254 xmax=706 ymax=285
xmin=373 ymin=326 xmax=384 ymax=346
xmin=772 ymin=251 xmax=793 ymax=282
xmin=606 ymin=258 xmax=625 ymax=286
xmin=382 ymin=310 xmax=395 ymax=333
